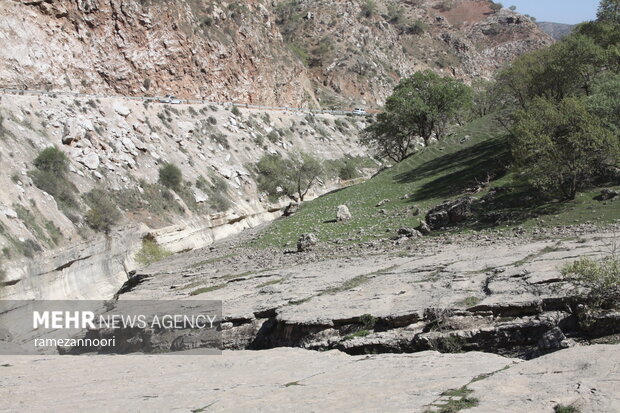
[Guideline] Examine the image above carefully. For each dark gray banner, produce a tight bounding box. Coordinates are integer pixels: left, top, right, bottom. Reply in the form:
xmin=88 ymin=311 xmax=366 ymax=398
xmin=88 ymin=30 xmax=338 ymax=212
xmin=0 ymin=300 xmax=222 ymax=355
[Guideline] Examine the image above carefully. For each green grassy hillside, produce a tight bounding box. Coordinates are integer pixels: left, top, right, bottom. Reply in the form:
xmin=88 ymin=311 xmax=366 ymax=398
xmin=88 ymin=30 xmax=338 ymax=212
xmin=252 ymin=116 xmax=620 ymax=248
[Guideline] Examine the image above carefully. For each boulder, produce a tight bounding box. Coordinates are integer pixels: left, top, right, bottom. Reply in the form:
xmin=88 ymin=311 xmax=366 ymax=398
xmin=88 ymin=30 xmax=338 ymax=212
xmin=193 ymin=188 xmax=209 ymax=203
xmin=282 ymin=202 xmax=299 ymax=217
xmin=426 ymin=196 xmax=474 ymax=230
xmin=113 ymin=103 xmax=131 ymax=117
xmin=121 ymin=137 xmax=138 ymax=154
xmin=336 ymin=205 xmax=352 ymax=222
xmin=79 ymin=152 xmax=100 ymax=170
xmin=376 ymin=199 xmax=390 ymax=207
xmin=598 ymin=188 xmax=619 ymax=201
xmin=297 ymin=233 xmax=318 ymax=252
xmin=426 ymin=209 xmax=449 ymax=230
xmin=537 ymin=327 xmax=574 ymax=354
xmin=61 ymin=131 xmax=79 ymax=145
xmin=416 ymin=221 xmax=431 ymax=235
xmin=0 ymin=205 xmax=18 ymax=219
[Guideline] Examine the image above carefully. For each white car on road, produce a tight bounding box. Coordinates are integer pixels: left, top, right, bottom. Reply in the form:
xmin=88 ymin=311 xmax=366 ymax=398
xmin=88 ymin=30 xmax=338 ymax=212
xmin=159 ymin=95 xmax=182 ymax=104
xmin=352 ymin=107 xmax=367 ymax=116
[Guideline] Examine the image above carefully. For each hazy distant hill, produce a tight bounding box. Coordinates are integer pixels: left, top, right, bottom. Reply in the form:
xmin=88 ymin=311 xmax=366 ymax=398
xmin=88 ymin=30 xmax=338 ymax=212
xmin=536 ymin=22 xmax=576 ymax=40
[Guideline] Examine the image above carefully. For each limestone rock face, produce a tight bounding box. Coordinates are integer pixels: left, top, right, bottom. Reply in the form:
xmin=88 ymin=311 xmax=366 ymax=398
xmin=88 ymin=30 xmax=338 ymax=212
xmin=336 ymin=205 xmax=352 ymax=222
xmin=0 ymin=0 xmax=552 ymax=107
xmin=1 ymin=345 xmax=618 ymax=412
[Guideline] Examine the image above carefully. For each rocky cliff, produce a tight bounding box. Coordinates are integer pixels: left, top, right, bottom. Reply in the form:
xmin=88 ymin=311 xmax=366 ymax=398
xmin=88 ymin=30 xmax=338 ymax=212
xmin=1 ymin=0 xmax=552 ymax=107
xmin=0 ymin=92 xmax=369 ymax=298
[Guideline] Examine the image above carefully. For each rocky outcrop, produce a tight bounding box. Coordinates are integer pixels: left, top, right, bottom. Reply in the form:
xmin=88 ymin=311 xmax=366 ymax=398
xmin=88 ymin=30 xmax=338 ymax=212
xmin=273 ymin=1 xmax=552 ymax=106
xmin=426 ymin=196 xmax=474 ymax=230
xmin=99 ymin=229 xmax=620 ymax=359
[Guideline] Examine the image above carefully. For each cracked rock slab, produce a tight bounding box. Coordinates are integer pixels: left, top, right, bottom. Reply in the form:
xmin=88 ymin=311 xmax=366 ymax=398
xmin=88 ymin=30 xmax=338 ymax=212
xmin=0 ymin=348 xmax=511 ymax=413
xmin=469 ymin=344 xmax=620 ymax=413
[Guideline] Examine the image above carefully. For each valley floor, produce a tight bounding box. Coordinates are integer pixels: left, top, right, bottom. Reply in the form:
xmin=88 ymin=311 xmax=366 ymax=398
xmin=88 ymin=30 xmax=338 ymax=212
xmin=1 ymin=344 xmax=618 ymax=412
xmin=2 ymin=224 xmax=619 ymax=412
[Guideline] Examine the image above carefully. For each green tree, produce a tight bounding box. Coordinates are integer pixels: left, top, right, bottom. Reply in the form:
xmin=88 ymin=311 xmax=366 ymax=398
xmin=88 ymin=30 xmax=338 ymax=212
xmin=589 ymin=72 xmax=620 ymax=132
xmin=361 ymin=70 xmax=472 ymax=162
xmin=512 ymin=97 xmax=618 ymax=199
xmin=30 ymin=146 xmax=77 ymax=211
xmin=597 ymin=0 xmax=620 ymax=24
xmin=158 ymin=162 xmax=183 ymax=190
xmin=33 ymin=147 xmax=69 ymax=175
xmin=496 ymin=34 xmax=606 ymax=109
xmin=470 ymin=79 xmax=501 ymax=119
xmin=256 ymin=153 xmax=323 ymax=202
xmin=576 ymin=19 xmax=620 ymax=71
xmin=83 ymin=189 xmax=121 ymax=234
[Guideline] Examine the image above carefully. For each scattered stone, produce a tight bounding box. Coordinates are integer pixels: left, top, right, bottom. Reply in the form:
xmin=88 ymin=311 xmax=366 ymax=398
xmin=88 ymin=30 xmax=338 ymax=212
xmin=297 ymin=233 xmax=318 ymax=252
xmin=376 ymin=199 xmax=390 ymax=207
xmin=397 ymin=228 xmax=422 ymax=238
xmin=336 ymin=205 xmax=352 ymax=222
xmin=393 ymin=236 xmax=410 ymax=245
xmin=121 ymin=137 xmax=137 ymax=153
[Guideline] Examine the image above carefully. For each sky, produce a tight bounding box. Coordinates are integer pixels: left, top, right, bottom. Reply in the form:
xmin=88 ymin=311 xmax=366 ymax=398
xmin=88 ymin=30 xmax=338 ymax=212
xmin=505 ymin=0 xmax=599 ymax=24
